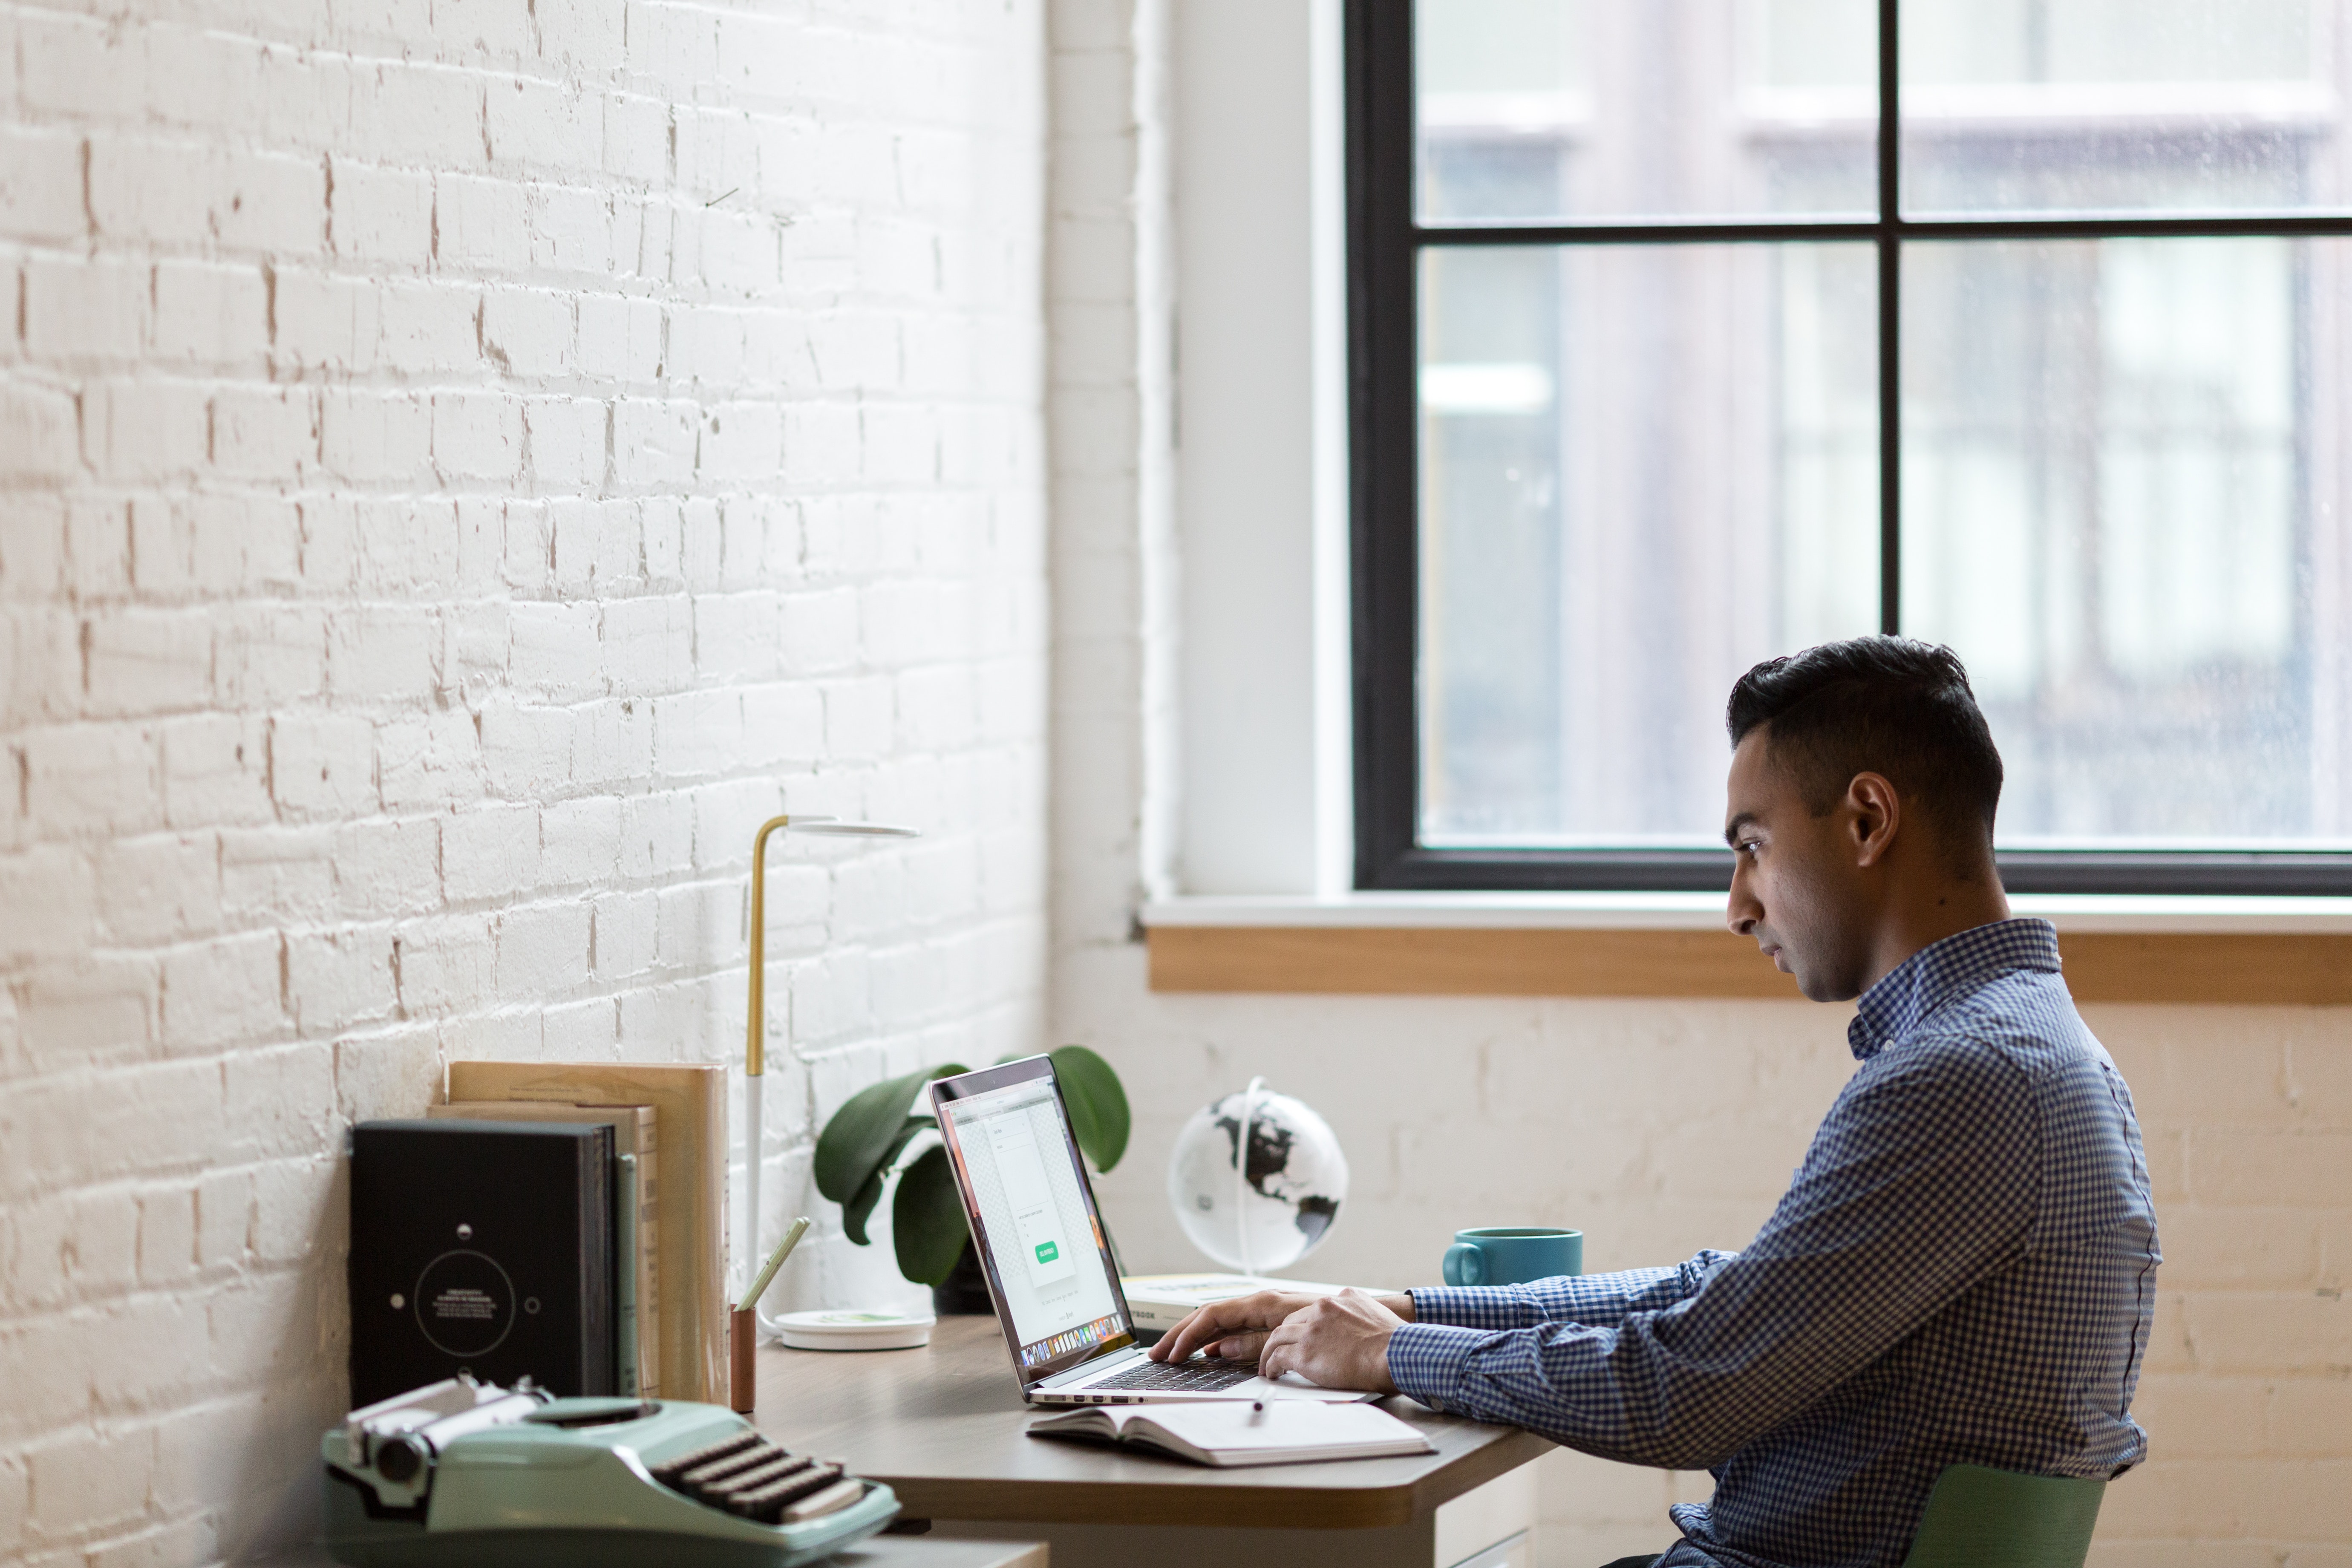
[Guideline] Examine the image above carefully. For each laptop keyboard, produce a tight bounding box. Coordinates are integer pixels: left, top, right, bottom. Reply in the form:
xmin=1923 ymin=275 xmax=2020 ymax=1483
xmin=1090 ymin=1357 xmax=1257 ymax=1393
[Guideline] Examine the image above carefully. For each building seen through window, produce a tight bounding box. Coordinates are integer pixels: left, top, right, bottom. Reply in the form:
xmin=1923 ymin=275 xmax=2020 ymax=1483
xmin=1405 ymin=0 xmax=2352 ymax=868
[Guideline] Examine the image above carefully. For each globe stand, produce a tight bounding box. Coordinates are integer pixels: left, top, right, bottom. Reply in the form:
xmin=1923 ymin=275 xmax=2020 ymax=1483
xmin=1231 ymin=1075 xmax=1267 ymax=1277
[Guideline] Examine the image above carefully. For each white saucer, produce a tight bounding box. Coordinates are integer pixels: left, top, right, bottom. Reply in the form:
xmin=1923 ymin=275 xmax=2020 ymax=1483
xmin=771 ymin=1306 xmax=936 ymax=1351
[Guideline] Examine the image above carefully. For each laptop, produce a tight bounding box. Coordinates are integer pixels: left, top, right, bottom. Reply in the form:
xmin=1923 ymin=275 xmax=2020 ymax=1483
xmin=930 ymin=1056 xmax=1366 ymax=1407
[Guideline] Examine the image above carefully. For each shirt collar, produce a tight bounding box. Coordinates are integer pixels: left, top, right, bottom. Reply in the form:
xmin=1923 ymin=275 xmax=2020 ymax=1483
xmin=1847 ymin=917 xmax=2062 ymax=1060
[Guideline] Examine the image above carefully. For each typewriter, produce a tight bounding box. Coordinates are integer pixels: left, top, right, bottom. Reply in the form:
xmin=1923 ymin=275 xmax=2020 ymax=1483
xmin=322 ymin=1376 xmax=898 ymax=1567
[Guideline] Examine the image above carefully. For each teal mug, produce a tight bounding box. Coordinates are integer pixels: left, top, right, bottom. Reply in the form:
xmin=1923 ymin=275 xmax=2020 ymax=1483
xmin=1442 ymin=1227 xmax=1583 ymax=1287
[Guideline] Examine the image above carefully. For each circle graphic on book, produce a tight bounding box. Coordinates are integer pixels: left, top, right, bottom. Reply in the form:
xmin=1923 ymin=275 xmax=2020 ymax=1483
xmin=412 ymin=1249 xmax=518 ymax=1358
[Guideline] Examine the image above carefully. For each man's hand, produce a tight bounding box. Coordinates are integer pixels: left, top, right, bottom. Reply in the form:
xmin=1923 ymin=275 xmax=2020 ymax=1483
xmin=1257 ymin=1289 xmax=1406 ymax=1394
xmin=1147 ymin=1291 xmax=1318 ymax=1365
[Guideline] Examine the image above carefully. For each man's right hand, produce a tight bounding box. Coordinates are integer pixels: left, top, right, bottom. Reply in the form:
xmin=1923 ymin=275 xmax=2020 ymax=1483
xmin=1146 ymin=1291 xmax=1318 ymax=1364
xmin=1145 ymin=1290 xmax=1416 ymax=1365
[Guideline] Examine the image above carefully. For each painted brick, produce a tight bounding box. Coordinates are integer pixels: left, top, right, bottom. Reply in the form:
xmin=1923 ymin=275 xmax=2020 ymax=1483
xmin=377 ymin=709 xmax=485 ymax=813
xmin=25 ymin=256 xmax=150 ymax=364
xmin=442 ymin=802 xmax=541 ymax=904
xmin=150 ymin=261 xmax=270 ymax=367
xmin=327 ymin=159 xmax=435 ymax=266
xmin=28 ymin=1431 xmax=148 ymax=1538
xmin=159 ymin=930 xmax=284 ymax=1055
xmin=24 ymin=723 xmax=161 ymax=839
xmin=378 ymin=280 xmax=482 ymax=375
xmin=94 ymin=832 xmax=222 ymax=947
xmin=275 ymin=271 xmax=384 ymax=374
xmin=576 ymin=293 xmax=663 ymax=382
xmin=3 ymin=4 xmax=1049 ymax=1563
xmin=84 ymin=608 xmax=214 ymax=718
xmin=523 ymin=397 xmax=608 ymax=489
xmin=137 ymin=1186 xmax=199 ymax=1288
xmin=431 ymin=391 xmax=525 ymax=481
xmin=268 ymin=713 xmax=375 ymax=821
xmin=213 ymin=606 xmax=329 ymax=709
xmin=210 ymin=386 xmax=318 ymax=482
xmin=0 ymin=844 xmax=97 ymax=960
xmin=493 ymin=899 xmax=592 ymax=1002
xmin=331 ymin=817 xmax=442 ymax=922
xmin=0 ymin=126 xmax=87 ymax=244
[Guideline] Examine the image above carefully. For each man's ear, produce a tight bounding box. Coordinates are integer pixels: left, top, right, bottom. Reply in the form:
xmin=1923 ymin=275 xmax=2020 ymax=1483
xmin=1845 ymin=772 xmax=1900 ymax=867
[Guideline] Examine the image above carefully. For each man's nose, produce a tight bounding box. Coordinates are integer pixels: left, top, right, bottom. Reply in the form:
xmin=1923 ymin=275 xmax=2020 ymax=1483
xmin=1726 ymin=868 xmax=1761 ymax=937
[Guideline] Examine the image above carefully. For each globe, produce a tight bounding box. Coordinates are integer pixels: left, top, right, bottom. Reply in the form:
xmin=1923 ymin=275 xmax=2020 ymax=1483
xmin=1167 ymin=1079 xmax=1350 ymax=1274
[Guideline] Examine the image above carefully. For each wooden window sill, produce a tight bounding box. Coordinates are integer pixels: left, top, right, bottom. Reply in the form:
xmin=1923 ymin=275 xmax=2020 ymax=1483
xmin=1141 ymin=895 xmax=2352 ymax=1005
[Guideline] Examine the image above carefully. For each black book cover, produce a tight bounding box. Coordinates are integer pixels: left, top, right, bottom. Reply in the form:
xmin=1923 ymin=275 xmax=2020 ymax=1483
xmin=349 ymin=1119 xmax=615 ymax=1407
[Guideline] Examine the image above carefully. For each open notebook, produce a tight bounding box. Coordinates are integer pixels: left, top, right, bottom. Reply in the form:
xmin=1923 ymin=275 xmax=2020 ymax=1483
xmin=1027 ymin=1398 xmax=1434 ymax=1467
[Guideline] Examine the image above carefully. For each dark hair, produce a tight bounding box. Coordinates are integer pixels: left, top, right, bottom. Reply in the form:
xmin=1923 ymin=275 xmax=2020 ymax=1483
xmin=1726 ymin=637 xmax=2003 ymax=850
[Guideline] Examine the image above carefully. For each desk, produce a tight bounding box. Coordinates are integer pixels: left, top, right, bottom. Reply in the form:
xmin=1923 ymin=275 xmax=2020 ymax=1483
xmin=748 ymin=1317 xmax=1554 ymax=1568
xmin=261 ymin=1539 xmax=1045 ymax=1568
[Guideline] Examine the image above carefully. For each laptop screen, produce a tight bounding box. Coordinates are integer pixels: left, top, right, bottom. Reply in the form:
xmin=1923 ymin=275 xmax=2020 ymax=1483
xmin=933 ymin=1061 xmax=1130 ymax=1377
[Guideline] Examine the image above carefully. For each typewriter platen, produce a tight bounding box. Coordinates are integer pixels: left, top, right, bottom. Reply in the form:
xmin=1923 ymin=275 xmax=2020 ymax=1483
xmin=323 ymin=1376 xmax=898 ymax=1567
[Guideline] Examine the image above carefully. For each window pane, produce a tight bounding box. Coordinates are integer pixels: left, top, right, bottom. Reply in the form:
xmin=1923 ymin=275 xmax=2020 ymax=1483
xmin=1901 ymin=0 xmax=2352 ymax=213
xmin=1419 ymin=243 xmax=1881 ymax=845
xmin=1415 ymin=0 xmax=1878 ymax=222
xmin=1901 ymin=237 xmax=2352 ymax=847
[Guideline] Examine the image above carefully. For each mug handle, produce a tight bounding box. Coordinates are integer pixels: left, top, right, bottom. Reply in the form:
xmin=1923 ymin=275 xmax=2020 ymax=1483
xmin=1442 ymin=1241 xmax=1485 ymax=1287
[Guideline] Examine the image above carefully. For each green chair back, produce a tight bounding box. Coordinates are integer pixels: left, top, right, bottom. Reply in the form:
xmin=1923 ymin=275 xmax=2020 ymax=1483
xmin=1899 ymin=1464 xmax=2107 ymax=1568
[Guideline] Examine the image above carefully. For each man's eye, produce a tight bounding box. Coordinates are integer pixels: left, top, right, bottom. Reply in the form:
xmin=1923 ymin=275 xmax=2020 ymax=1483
xmin=1738 ymin=840 xmax=1762 ymax=859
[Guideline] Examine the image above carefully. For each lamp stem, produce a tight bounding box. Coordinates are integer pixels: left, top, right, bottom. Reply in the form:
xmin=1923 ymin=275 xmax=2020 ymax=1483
xmin=743 ymin=813 xmax=794 ymax=1308
xmin=747 ymin=814 xmax=796 ymax=1079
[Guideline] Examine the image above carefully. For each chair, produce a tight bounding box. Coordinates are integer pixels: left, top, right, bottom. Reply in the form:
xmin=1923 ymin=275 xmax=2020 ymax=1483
xmin=1899 ymin=1464 xmax=2108 ymax=1568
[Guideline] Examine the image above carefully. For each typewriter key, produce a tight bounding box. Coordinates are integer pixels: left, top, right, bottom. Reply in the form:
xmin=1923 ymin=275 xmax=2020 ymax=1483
xmin=649 ymin=1429 xmax=763 ymax=1487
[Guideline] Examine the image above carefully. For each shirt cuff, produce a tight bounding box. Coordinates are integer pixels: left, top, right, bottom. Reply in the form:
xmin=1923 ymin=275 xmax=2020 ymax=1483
xmin=1385 ymin=1321 xmax=1491 ymax=1409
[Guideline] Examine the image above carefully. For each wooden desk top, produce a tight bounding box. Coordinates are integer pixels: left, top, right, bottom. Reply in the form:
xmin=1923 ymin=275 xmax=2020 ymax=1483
xmin=747 ymin=1317 xmax=1553 ymax=1530
xmin=259 ymin=1538 xmax=1044 ymax=1568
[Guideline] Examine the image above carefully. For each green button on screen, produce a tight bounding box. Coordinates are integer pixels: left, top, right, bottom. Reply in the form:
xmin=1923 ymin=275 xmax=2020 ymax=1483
xmin=1035 ymin=1241 xmax=1058 ymax=1264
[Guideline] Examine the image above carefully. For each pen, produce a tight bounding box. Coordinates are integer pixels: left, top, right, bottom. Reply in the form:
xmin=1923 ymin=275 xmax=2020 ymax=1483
xmin=743 ymin=1216 xmax=812 ymax=1309
xmin=1249 ymin=1400 xmax=1265 ymax=1425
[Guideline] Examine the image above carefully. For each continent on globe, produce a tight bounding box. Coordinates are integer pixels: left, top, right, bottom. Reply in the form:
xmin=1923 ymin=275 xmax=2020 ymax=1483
xmin=1166 ymin=1084 xmax=1350 ymax=1274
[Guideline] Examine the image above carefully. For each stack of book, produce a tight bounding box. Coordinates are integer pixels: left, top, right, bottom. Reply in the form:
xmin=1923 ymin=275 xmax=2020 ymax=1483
xmin=349 ymin=1062 xmax=730 ymax=1407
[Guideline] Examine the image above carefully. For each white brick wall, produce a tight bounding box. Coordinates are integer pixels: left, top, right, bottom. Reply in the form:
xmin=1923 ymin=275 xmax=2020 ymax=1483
xmin=0 ymin=2 xmax=1047 ymax=1562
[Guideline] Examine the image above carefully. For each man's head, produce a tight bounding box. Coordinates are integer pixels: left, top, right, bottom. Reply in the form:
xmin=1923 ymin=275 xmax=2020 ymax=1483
xmin=1721 ymin=637 xmax=2006 ymax=1001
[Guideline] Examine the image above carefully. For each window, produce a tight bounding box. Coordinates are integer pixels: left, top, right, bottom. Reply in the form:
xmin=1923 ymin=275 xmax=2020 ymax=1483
xmin=1350 ymin=0 xmax=2352 ymax=893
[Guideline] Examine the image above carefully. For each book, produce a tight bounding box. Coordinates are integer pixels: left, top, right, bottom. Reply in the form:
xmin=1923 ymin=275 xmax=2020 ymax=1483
xmin=349 ymin=1120 xmax=615 ymax=1407
xmin=447 ymin=1061 xmax=728 ymax=1404
xmin=1027 ymin=1399 xmax=1435 ymax=1467
xmin=430 ymin=1101 xmax=660 ymax=1397
xmin=1119 ymin=1274 xmax=1399 ymax=1334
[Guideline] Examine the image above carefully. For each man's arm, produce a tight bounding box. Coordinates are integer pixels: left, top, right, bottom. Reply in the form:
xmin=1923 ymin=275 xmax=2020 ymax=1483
xmin=1385 ymin=1040 xmax=2038 ymax=1469
xmin=1409 ymin=1253 xmax=1739 ymax=1334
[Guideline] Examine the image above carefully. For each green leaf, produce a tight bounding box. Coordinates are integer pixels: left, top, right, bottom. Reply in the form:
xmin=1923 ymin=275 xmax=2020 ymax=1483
xmin=843 ymin=1118 xmax=931 ymax=1246
xmin=1050 ymin=1044 xmax=1129 ymax=1174
xmin=814 ymin=1063 xmax=969 ymax=1203
xmin=842 ymin=1166 xmax=885 ymax=1246
xmin=892 ymin=1144 xmax=971 ymax=1286
xmin=815 ymin=1069 xmax=929 ymax=1203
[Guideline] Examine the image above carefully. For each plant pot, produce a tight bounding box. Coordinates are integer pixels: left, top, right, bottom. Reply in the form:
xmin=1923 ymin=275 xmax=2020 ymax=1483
xmin=930 ymin=1239 xmax=994 ymax=1315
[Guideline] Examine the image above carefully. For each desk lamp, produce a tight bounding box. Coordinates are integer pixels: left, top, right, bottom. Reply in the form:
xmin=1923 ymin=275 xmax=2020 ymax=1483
xmin=741 ymin=814 xmax=918 ymax=1338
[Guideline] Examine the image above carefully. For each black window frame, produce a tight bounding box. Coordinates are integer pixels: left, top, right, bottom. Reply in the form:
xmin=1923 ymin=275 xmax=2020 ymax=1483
xmin=1349 ymin=0 xmax=2352 ymax=896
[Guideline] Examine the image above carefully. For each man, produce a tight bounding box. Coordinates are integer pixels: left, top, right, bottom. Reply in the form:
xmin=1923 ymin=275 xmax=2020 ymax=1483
xmin=1150 ymin=638 xmax=2160 ymax=1568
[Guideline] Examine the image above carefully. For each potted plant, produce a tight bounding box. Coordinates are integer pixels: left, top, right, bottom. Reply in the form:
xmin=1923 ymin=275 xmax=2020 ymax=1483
xmin=813 ymin=1046 xmax=1130 ymax=1312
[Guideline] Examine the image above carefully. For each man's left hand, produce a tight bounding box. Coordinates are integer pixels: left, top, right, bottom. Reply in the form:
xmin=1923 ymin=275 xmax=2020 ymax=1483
xmin=1255 ymin=1288 xmax=1404 ymax=1395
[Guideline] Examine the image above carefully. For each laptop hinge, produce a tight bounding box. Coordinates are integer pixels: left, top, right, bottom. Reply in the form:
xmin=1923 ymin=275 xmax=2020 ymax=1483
xmin=1035 ymin=1346 xmax=1136 ymax=1389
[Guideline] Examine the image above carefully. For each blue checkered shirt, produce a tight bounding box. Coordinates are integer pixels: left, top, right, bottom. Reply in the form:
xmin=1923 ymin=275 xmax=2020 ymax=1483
xmin=1388 ymin=919 xmax=2159 ymax=1568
